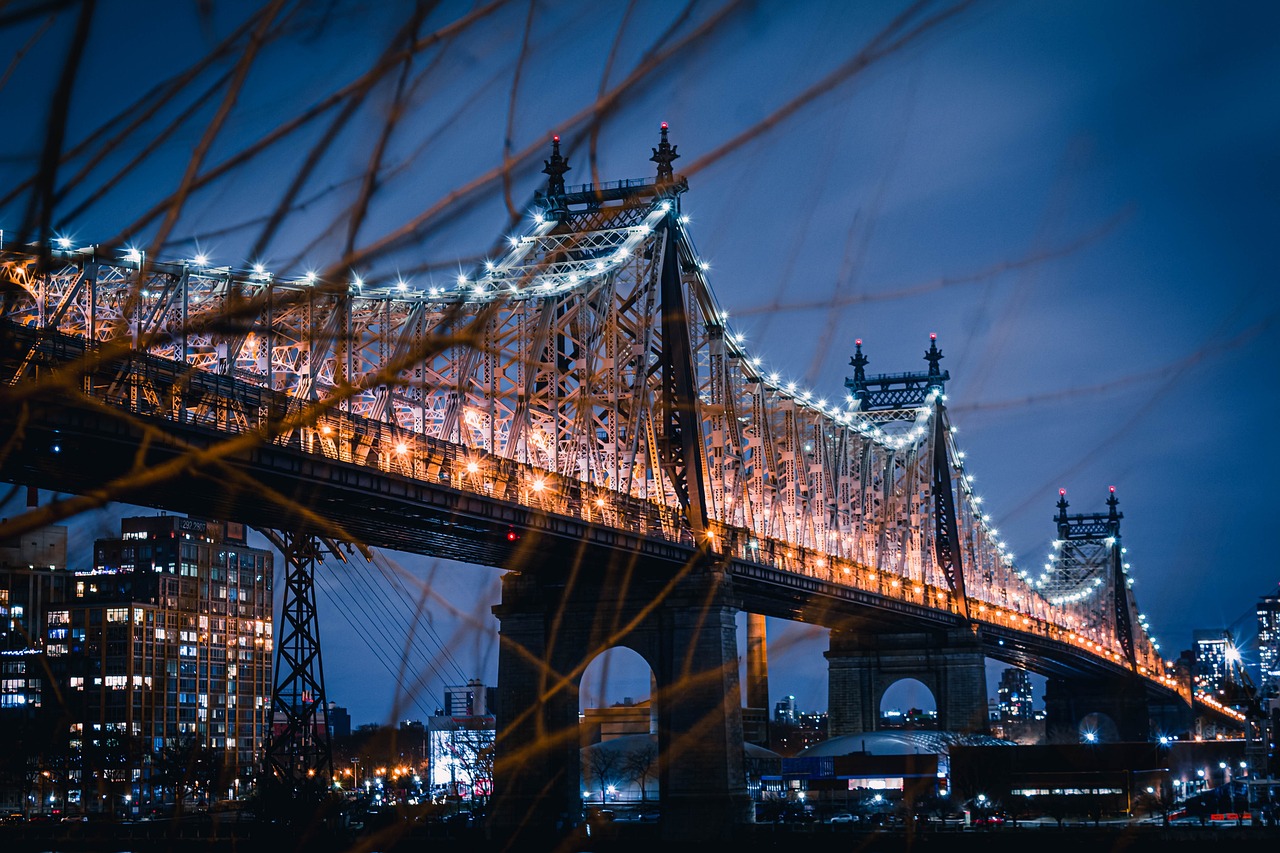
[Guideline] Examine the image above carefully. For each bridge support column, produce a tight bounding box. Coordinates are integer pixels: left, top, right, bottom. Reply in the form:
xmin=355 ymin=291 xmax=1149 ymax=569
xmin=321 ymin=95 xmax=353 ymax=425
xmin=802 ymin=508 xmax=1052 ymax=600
xmin=263 ymin=531 xmax=332 ymax=801
xmin=488 ymin=570 xmax=582 ymax=848
xmin=826 ymin=627 xmax=988 ymax=736
xmin=1043 ymin=676 xmax=1151 ymax=742
xmin=656 ymin=561 xmax=754 ymax=842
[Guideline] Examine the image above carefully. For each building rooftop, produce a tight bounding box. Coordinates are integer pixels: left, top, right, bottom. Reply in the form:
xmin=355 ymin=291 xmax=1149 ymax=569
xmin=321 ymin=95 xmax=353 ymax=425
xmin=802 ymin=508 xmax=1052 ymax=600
xmin=797 ymin=730 xmax=1013 ymax=758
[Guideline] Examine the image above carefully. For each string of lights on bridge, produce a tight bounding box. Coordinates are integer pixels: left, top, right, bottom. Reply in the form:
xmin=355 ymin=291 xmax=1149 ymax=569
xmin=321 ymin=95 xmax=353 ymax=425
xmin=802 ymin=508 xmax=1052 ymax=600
xmin=15 ymin=202 xmax=1190 ymax=705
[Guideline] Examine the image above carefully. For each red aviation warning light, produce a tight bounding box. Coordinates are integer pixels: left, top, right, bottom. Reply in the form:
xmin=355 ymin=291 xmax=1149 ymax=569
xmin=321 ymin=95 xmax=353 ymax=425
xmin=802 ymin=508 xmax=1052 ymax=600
xmin=1060 ymin=488 xmax=1066 ymax=496
xmin=506 ymin=526 xmax=519 ymax=542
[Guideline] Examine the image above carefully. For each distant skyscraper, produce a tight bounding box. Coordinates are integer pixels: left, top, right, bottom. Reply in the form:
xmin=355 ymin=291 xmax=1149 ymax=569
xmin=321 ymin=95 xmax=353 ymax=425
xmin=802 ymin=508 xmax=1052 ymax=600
xmin=1193 ymin=629 xmax=1234 ymax=698
xmin=0 ymin=525 xmax=70 ymax=713
xmin=1258 ymin=587 xmax=1280 ymax=696
xmin=773 ymin=694 xmax=797 ymax=724
xmin=60 ymin=515 xmax=273 ymax=805
xmin=997 ymin=668 xmax=1034 ymax=722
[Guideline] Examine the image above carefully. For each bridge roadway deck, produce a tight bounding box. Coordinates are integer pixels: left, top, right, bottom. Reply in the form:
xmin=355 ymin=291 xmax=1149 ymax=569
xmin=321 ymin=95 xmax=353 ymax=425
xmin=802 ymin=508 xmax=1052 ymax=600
xmin=0 ymin=321 xmax=1187 ymax=696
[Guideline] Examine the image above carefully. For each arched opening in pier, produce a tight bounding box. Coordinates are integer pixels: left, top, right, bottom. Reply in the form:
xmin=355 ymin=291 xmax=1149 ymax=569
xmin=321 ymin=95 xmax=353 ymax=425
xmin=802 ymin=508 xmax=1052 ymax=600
xmin=1078 ymin=711 xmax=1120 ymax=744
xmin=579 ymin=646 xmax=654 ymax=716
xmin=879 ymin=678 xmax=937 ymax=729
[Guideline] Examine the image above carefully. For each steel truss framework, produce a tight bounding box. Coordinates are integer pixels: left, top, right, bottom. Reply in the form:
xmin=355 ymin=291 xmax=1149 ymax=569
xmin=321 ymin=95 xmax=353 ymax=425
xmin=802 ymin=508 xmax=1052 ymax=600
xmin=2 ymin=164 xmax=1175 ymax=701
xmin=260 ymin=530 xmax=335 ymax=794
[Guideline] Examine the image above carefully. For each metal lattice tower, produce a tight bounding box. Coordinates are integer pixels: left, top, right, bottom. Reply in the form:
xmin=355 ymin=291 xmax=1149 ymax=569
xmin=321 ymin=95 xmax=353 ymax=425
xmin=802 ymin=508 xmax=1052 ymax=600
xmin=261 ymin=530 xmax=334 ymax=795
xmin=1037 ymin=487 xmax=1139 ymax=667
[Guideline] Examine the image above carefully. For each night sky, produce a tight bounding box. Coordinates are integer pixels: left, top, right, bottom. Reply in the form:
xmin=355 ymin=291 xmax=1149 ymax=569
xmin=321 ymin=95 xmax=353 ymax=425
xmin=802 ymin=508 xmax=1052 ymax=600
xmin=2 ymin=1 xmax=1278 ymax=727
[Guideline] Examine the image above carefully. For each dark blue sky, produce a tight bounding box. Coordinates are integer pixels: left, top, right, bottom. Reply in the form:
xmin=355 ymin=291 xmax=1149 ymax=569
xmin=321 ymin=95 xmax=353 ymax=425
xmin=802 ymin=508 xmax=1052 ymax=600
xmin=2 ymin=1 xmax=1277 ymax=726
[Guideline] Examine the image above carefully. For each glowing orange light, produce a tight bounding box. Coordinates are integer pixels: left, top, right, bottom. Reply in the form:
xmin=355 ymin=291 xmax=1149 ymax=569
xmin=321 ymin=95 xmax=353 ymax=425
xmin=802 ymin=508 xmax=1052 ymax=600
xmin=466 ymin=461 xmax=479 ymax=474
xmin=394 ymin=442 xmax=408 ymax=454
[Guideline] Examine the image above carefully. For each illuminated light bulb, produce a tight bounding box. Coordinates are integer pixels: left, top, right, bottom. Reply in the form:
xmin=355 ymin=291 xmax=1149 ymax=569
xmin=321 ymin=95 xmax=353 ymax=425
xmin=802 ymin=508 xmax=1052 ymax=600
xmin=680 ymin=215 xmax=690 ymax=224
xmin=457 ymin=274 xmax=468 ymax=285
xmin=466 ymin=461 xmax=479 ymax=474
xmin=698 ymin=260 xmax=709 ymax=271
xmin=485 ymin=260 xmax=494 ymax=270
xmin=353 ymin=276 xmax=364 ymax=288
xmin=320 ymin=425 xmax=332 ymax=436
xmin=534 ymin=213 xmax=545 ymax=224
xmin=509 ymin=236 xmax=520 ymax=247
xmin=305 ymin=271 xmax=317 ymax=282
xmin=56 ymin=236 xmax=73 ymax=249
xmin=125 ymin=248 xmax=142 ymax=262
xmin=531 ymin=479 xmax=545 ymax=492
xmin=394 ymin=442 xmax=408 ymax=454
xmin=660 ymin=202 xmax=670 ymax=212
xmin=194 ymin=254 xmax=209 ymax=266
xmin=594 ymin=498 xmax=605 ymax=508
xmin=397 ymin=280 xmax=407 ymax=291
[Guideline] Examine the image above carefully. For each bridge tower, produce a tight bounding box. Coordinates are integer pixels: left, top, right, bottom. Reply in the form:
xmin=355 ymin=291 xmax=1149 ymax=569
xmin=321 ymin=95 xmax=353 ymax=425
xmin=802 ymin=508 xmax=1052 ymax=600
xmin=260 ymin=530 xmax=337 ymax=799
xmin=488 ymin=129 xmax=751 ymax=847
xmin=1040 ymin=488 xmax=1152 ymax=741
xmin=828 ymin=336 xmax=988 ymax=735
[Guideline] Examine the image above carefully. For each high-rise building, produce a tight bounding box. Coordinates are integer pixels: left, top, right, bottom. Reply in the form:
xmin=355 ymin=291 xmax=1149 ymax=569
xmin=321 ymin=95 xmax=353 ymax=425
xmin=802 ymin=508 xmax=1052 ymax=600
xmin=0 ymin=525 xmax=70 ymax=713
xmin=997 ymin=668 xmax=1034 ymax=722
xmin=1258 ymin=587 xmax=1280 ymax=697
xmin=773 ymin=694 xmax=797 ymax=725
xmin=56 ymin=515 xmax=273 ymax=806
xmin=1192 ymin=629 xmax=1234 ymax=698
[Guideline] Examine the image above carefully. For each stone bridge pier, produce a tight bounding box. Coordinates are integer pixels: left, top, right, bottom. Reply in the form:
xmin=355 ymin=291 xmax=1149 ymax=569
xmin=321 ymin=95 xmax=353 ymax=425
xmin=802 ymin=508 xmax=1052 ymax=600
xmin=1042 ymin=676 xmax=1152 ymax=742
xmin=826 ymin=626 xmax=989 ymax=735
xmin=487 ymin=551 xmax=753 ymax=847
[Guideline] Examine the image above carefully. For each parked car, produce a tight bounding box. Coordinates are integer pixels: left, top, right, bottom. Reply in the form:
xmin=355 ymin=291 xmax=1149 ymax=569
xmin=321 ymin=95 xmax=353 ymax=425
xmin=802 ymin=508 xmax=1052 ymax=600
xmin=829 ymin=812 xmax=858 ymax=824
xmin=971 ymin=812 xmax=1007 ymax=827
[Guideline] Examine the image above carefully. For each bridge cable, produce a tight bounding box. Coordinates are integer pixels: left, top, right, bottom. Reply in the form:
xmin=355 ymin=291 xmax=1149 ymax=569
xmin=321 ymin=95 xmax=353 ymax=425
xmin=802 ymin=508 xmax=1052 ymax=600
xmin=321 ymin=548 xmax=470 ymax=701
xmin=349 ymin=550 xmax=470 ymax=687
xmin=315 ymin=561 xmax=447 ymax=720
xmin=315 ymin=572 xmax=439 ymax=722
xmin=367 ymin=550 xmax=471 ymax=684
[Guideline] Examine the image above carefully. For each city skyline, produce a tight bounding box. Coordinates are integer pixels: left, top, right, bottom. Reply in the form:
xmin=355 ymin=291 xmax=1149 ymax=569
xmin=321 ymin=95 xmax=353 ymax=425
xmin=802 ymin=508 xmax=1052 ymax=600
xmin=2 ymin=1 xmax=1278 ymax=728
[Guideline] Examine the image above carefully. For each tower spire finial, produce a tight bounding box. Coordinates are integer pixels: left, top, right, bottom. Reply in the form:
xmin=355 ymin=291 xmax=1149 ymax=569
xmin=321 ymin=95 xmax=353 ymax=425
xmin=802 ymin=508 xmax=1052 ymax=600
xmin=542 ymin=134 xmax=570 ymax=197
xmin=1055 ymin=488 xmax=1069 ymax=536
xmin=850 ymin=338 xmax=868 ymax=386
xmin=1107 ymin=485 xmax=1119 ymax=520
xmin=925 ymin=332 xmax=944 ymax=380
xmin=651 ymin=122 xmax=679 ymax=183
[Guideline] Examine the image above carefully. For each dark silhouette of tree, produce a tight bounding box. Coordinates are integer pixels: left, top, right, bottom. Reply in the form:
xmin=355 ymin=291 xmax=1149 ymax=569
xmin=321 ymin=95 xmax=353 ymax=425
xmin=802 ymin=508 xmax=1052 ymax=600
xmin=620 ymin=741 xmax=657 ymax=803
xmin=151 ymin=734 xmax=227 ymax=814
xmin=582 ymin=745 xmax=622 ymax=807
